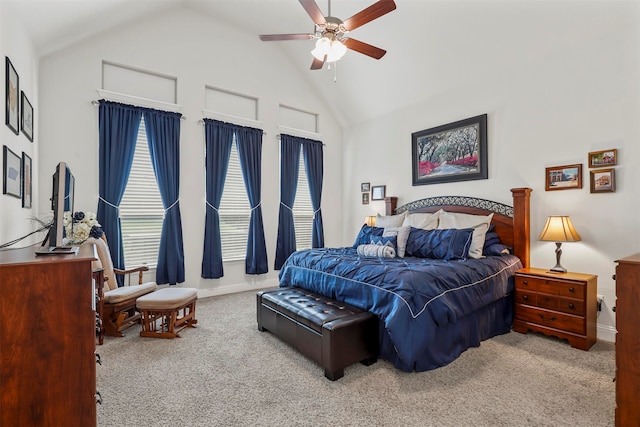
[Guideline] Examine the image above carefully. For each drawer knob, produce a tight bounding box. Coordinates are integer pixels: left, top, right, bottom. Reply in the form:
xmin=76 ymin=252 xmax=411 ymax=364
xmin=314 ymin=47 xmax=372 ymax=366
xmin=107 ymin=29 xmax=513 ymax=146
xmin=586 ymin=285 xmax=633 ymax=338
xmin=568 ymin=303 xmax=575 ymax=309
xmin=538 ymin=314 xmax=557 ymax=322
xmin=568 ymin=287 xmax=575 ymax=293
xmin=522 ymin=295 xmax=528 ymax=300
xmin=522 ymin=280 xmax=528 ymax=285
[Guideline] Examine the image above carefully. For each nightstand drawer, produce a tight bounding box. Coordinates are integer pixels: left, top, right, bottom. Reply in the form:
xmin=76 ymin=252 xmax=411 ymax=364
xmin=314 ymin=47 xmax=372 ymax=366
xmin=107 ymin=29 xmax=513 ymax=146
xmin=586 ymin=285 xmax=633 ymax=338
xmin=514 ymin=290 xmax=537 ymax=305
xmin=516 ymin=305 xmax=584 ymax=335
xmin=515 ymin=275 xmax=585 ymax=298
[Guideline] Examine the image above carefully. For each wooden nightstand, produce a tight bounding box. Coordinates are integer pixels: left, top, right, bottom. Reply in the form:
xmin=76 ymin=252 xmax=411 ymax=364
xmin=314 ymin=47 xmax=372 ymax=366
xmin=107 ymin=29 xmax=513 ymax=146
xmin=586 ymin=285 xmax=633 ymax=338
xmin=513 ymin=267 xmax=597 ymax=350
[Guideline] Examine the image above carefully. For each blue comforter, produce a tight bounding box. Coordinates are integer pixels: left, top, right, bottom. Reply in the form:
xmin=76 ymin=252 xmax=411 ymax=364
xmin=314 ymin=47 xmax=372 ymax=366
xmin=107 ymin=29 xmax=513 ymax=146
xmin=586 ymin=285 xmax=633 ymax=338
xmin=278 ymin=247 xmax=522 ymax=369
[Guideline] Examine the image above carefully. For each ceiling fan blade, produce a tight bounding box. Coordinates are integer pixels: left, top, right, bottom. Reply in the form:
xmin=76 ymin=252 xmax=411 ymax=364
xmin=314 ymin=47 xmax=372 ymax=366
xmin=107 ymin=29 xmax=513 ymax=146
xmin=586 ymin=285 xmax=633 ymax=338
xmin=342 ymin=0 xmax=397 ymax=32
xmin=259 ymin=33 xmax=315 ymax=41
xmin=299 ymin=0 xmax=326 ymax=26
xmin=343 ymin=38 xmax=387 ymax=59
xmin=310 ymin=56 xmax=325 ymax=70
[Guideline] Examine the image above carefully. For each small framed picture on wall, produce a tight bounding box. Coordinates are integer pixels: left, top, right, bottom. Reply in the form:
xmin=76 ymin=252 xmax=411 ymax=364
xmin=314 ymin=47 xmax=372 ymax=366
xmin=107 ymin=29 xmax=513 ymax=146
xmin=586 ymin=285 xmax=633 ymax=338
xmin=590 ymin=168 xmax=615 ymax=193
xmin=362 ymin=192 xmax=369 ymax=205
xmin=361 ymin=182 xmax=370 ymax=192
xmin=371 ymin=185 xmax=386 ymax=200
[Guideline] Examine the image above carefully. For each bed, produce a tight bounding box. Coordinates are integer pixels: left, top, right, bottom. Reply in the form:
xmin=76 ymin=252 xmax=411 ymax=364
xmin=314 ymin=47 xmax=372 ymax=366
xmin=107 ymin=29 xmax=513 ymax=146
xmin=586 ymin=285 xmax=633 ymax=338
xmin=278 ymin=188 xmax=532 ymax=372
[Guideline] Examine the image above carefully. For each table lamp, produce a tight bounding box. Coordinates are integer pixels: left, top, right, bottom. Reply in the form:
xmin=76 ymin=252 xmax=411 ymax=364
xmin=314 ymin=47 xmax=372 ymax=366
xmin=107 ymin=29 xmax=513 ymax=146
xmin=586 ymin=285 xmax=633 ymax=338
xmin=364 ymin=216 xmax=376 ymax=227
xmin=538 ymin=215 xmax=581 ymax=273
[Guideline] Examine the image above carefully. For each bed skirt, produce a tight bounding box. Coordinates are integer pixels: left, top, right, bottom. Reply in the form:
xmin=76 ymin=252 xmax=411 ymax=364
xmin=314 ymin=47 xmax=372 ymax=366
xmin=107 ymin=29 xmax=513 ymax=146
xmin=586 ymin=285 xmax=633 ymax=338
xmin=379 ymin=294 xmax=514 ymax=372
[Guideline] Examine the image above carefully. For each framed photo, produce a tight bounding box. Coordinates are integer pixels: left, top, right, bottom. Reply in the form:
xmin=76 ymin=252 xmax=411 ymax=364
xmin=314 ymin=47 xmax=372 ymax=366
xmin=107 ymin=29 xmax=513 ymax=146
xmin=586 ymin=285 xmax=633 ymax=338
xmin=3 ymin=145 xmax=21 ymax=198
xmin=545 ymin=164 xmax=582 ymax=191
xmin=590 ymin=168 xmax=615 ymax=193
xmin=588 ymin=149 xmax=617 ymax=168
xmin=21 ymin=91 xmax=33 ymax=142
xmin=371 ymin=185 xmax=386 ymax=201
xmin=361 ymin=182 xmax=370 ymax=192
xmin=5 ymin=57 xmax=19 ymax=135
xmin=21 ymin=152 xmax=32 ymax=208
xmin=412 ymin=114 xmax=488 ymax=186
xmin=362 ymin=192 xmax=369 ymax=205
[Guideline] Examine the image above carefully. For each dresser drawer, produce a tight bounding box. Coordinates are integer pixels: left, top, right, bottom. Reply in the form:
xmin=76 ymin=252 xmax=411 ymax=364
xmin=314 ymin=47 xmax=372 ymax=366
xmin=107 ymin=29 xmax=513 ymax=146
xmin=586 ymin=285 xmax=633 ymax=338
xmin=515 ymin=305 xmax=585 ymax=335
xmin=514 ymin=290 xmax=537 ymax=305
xmin=515 ymin=275 xmax=585 ymax=299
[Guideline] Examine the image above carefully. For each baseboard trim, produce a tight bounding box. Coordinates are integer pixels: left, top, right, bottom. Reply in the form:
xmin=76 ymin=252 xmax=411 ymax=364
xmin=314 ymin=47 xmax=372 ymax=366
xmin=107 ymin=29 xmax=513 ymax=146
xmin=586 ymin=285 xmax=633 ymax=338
xmin=597 ymin=324 xmax=616 ymax=343
xmin=195 ymin=278 xmax=279 ymax=300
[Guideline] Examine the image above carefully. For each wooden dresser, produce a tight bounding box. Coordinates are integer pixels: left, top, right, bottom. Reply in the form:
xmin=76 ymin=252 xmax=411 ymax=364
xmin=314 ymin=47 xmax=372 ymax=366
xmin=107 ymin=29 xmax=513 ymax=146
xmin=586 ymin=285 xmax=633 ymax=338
xmin=614 ymin=253 xmax=640 ymax=427
xmin=0 ymin=245 xmax=98 ymax=427
xmin=513 ymin=267 xmax=597 ymax=351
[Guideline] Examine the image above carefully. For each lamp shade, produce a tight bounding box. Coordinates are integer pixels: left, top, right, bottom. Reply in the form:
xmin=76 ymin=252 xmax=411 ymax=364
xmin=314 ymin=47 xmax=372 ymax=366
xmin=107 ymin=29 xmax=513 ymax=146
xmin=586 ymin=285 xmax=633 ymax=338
xmin=311 ymin=37 xmax=347 ymax=62
xmin=364 ymin=216 xmax=376 ymax=227
xmin=538 ymin=216 xmax=582 ymax=242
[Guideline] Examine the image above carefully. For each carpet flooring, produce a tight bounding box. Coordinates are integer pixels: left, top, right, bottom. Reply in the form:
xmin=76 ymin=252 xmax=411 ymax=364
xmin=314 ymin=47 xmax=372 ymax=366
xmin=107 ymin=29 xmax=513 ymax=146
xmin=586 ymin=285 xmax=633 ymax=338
xmin=97 ymin=290 xmax=615 ymax=427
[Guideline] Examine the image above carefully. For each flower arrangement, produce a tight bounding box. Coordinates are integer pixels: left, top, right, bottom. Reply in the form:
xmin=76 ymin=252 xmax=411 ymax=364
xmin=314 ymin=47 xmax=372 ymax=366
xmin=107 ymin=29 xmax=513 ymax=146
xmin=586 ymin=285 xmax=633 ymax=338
xmin=63 ymin=211 xmax=104 ymax=244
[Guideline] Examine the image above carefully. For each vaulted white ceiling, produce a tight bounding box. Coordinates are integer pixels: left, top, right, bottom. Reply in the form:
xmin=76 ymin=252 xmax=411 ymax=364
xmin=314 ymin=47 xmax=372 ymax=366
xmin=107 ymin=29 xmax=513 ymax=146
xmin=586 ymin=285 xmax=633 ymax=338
xmin=5 ymin=0 xmax=635 ymax=126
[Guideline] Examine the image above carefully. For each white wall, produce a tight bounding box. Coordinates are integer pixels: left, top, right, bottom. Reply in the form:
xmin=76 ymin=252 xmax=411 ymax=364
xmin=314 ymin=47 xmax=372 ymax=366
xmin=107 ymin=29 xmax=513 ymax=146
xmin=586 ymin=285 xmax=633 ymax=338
xmin=343 ymin=16 xmax=640 ymax=341
xmin=37 ymin=7 xmax=343 ymax=297
xmin=0 ymin=1 xmax=40 ymax=247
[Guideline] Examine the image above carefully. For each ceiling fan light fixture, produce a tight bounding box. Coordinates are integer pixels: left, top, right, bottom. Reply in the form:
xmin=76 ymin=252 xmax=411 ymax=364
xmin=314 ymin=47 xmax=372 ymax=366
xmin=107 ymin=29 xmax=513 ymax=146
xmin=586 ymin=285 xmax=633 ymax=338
xmin=311 ymin=36 xmax=347 ymax=62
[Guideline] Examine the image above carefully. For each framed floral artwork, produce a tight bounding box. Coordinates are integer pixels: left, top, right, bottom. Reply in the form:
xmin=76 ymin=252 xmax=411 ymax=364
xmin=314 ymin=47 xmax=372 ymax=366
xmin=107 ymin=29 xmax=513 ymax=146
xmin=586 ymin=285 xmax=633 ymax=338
xmin=21 ymin=91 xmax=33 ymax=142
xmin=5 ymin=57 xmax=19 ymax=135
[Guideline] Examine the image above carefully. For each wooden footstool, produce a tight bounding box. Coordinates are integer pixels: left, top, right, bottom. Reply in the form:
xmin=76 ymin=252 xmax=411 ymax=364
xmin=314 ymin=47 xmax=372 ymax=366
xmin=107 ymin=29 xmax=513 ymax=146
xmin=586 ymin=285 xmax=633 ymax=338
xmin=136 ymin=288 xmax=198 ymax=338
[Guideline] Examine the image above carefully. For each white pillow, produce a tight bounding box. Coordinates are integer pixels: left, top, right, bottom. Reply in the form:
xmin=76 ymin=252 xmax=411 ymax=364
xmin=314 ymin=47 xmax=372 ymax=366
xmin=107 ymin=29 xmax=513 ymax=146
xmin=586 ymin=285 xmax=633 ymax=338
xmin=382 ymin=226 xmax=411 ymax=258
xmin=438 ymin=211 xmax=494 ymax=259
xmin=376 ymin=211 xmax=407 ymax=228
xmin=402 ymin=211 xmax=440 ymax=230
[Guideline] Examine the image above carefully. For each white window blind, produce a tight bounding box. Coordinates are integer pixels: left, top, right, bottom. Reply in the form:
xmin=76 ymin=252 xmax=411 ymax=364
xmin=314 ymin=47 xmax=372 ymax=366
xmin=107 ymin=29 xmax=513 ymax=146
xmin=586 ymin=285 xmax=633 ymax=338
xmin=293 ymin=147 xmax=313 ymax=250
xmin=219 ymin=139 xmax=251 ymax=261
xmin=120 ymin=116 xmax=164 ymax=269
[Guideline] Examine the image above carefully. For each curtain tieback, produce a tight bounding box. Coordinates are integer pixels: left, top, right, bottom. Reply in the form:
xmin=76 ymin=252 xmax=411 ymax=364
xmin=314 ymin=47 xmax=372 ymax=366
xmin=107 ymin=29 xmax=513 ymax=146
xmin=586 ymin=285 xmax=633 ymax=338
xmin=165 ymin=199 xmax=179 ymax=213
xmin=280 ymin=202 xmax=293 ymax=211
xmin=313 ymin=208 xmax=321 ymax=218
xmin=251 ymin=202 xmax=261 ymax=211
xmin=206 ymin=201 xmax=219 ymax=212
xmin=99 ymin=197 xmax=119 ymax=210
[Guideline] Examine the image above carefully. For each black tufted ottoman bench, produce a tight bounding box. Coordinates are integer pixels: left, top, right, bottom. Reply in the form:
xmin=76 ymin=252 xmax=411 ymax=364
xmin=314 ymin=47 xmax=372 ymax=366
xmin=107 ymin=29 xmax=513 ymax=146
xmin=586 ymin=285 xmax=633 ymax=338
xmin=257 ymin=287 xmax=378 ymax=380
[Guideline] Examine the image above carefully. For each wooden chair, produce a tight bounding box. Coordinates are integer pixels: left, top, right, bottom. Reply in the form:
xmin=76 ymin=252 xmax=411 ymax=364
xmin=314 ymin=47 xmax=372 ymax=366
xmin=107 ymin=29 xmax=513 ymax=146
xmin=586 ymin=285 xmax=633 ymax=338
xmin=90 ymin=236 xmax=157 ymax=341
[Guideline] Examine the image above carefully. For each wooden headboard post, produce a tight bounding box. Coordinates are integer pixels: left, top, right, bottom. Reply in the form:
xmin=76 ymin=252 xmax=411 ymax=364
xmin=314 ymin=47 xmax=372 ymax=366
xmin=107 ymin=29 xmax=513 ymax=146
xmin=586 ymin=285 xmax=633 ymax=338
xmin=510 ymin=187 xmax=532 ymax=269
xmin=384 ymin=197 xmax=397 ymax=216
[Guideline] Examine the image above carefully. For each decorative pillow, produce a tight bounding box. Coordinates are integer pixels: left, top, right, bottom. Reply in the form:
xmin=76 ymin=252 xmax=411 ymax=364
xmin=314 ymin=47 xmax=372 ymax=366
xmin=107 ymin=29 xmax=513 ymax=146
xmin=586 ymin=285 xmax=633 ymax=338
xmin=370 ymin=235 xmax=397 ymax=249
xmin=376 ymin=211 xmax=407 ymax=228
xmin=438 ymin=211 xmax=494 ymax=259
xmin=357 ymin=243 xmax=397 ymax=258
xmin=483 ymin=231 xmax=501 ymax=250
xmin=406 ymin=227 xmax=474 ymax=260
xmin=402 ymin=211 xmax=440 ymax=230
xmin=352 ymin=224 xmax=384 ymax=248
xmin=382 ymin=226 xmax=410 ymax=257
xmin=484 ymin=243 xmax=511 ymax=256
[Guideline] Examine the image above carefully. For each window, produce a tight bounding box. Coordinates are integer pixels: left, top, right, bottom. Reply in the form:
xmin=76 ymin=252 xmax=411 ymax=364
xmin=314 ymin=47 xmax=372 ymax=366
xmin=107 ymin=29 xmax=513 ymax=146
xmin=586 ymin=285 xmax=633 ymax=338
xmin=218 ymin=138 xmax=251 ymax=261
xmin=119 ymin=116 xmax=164 ymax=269
xmin=293 ymin=146 xmax=313 ymax=250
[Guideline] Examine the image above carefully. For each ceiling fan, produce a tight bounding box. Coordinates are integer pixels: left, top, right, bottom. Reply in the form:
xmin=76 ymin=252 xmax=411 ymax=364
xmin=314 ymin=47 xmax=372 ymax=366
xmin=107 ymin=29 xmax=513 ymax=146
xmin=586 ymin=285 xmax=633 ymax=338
xmin=259 ymin=0 xmax=397 ymax=70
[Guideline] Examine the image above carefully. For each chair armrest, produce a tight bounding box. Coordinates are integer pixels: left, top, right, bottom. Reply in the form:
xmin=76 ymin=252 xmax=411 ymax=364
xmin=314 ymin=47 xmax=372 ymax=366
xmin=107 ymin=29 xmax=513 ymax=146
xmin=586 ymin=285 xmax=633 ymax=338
xmin=114 ymin=266 xmax=150 ymax=285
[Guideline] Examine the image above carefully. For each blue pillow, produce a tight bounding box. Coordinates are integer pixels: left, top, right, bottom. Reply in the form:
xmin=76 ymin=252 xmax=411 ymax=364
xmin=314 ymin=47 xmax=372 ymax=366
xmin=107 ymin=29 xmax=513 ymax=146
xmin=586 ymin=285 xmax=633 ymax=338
xmin=352 ymin=225 xmax=384 ymax=248
xmin=483 ymin=231 xmax=501 ymax=249
xmin=406 ymin=227 xmax=474 ymax=260
xmin=484 ymin=243 xmax=511 ymax=256
xmin=370 ymin=235 xmax=397 ymax=249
